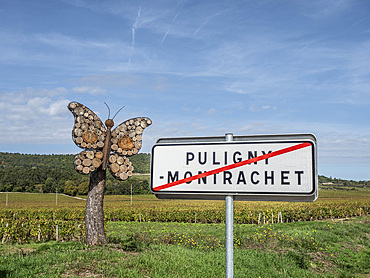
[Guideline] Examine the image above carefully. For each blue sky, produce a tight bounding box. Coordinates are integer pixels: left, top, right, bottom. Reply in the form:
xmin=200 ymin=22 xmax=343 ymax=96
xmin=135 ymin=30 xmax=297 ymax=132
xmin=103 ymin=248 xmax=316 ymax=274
xmin=0 ymin=0 xmax=369 ymax=181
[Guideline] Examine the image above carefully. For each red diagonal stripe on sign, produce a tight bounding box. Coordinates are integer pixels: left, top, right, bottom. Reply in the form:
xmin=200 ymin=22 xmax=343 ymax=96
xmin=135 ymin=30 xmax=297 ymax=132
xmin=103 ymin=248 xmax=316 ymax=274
xmin=153 ymin=142 xmax=311 ymax=191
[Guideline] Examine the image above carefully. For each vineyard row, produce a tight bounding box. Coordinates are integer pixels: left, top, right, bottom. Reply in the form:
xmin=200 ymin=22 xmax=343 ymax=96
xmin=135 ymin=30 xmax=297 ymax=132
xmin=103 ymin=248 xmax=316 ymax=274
xmin=1 ymin=201 xmax=368 ymax=243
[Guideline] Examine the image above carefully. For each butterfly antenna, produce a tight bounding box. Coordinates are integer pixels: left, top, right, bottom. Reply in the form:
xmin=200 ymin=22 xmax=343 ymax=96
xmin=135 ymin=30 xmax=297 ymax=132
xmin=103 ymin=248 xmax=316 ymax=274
xmin=112 ymin=105 xmax=125 ymax=120
xmin=104 ymin=102 xmax=111 ymax=119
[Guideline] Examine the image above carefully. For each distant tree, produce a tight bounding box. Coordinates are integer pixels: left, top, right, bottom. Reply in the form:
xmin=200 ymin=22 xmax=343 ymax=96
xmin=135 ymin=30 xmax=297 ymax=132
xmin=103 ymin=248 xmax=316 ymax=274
xmin=78 ymin=181 xmax=89 ymax=195
xmin=64 ymin=180 xmax=78 ymax=196
xmin=43 ymin=177 xmax=55 ymax=193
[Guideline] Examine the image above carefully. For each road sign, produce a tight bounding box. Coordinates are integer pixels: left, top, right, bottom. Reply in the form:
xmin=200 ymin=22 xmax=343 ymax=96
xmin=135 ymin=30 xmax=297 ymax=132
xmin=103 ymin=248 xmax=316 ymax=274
xmin=150 ymin=133 xmax=318 ymax=201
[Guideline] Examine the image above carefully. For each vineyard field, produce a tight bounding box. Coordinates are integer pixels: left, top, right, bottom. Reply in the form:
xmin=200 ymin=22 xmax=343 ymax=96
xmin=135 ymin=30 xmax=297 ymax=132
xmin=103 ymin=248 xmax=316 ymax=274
xmin=0 ymin=190 xmax=368 ymax=243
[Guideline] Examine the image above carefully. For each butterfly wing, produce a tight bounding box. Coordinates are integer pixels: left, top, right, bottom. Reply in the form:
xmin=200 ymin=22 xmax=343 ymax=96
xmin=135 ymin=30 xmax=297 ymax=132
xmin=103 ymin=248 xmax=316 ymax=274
xmin=68 ymin=101 xmax=106 ymax=174
xmin=74 ymin=150 xmax=104 ymax=175
xmin=110 ymin=117 xmax=152 ymax=156
xmin=107 ymin=153 xmax=134 ymax=181
xmin=108 ymin=117 xmax=152 ymax=180
xmin=68 ymin=102 xmax=106 ymax=150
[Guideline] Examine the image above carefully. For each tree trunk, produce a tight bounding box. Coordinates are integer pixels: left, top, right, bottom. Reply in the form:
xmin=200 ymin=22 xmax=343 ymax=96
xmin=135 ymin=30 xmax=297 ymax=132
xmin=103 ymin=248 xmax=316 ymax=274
xmin=85 ymin=165 xmax=108 ymax=245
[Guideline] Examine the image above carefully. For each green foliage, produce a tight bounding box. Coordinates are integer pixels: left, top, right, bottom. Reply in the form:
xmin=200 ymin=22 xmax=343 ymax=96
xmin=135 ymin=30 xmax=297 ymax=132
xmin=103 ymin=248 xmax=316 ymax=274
xmin=64 ymin=180 xmax=78 ymax=196
xmin=0 ymin=152 xmax=151 ymax=195
xmin=319 ymin=175 xmax=369 ymax=189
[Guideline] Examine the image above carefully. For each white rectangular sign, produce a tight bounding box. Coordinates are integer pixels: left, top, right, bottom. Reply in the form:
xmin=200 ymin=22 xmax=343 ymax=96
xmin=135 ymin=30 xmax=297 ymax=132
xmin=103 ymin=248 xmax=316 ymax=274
xmin=150 ymin=134 xmax=317 ymax=201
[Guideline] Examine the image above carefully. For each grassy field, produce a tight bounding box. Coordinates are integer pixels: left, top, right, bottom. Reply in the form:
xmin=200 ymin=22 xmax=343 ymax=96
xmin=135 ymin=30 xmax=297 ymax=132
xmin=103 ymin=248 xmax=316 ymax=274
xmin=0 ymin=216 xmax=369 ymax=277
xmin=0 ymin=190 xmax=369 ymax=277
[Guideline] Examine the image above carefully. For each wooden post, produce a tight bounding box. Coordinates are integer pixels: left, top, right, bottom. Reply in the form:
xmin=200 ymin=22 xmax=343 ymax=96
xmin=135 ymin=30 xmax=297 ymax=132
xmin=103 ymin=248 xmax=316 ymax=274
xmin=6 ymin=193 xmax=8 ymax=206
xmin=195 ymin=212 xmax=197 ymax=223
xmin=272 ymin=212 xmax=274 ymax=224
xmin=56 ymin=225 xmax=59 ymax=241
xmin=38 ymin=224 xmax=41 ymax=241
xmin=258 ymin=213 xmax=261 ymax=225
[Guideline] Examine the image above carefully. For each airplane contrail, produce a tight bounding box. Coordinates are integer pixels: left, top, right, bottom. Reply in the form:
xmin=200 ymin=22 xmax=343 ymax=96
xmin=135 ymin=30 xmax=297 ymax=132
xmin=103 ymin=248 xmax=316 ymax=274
xmin=129 ymin=6 xmax=141 ymax=64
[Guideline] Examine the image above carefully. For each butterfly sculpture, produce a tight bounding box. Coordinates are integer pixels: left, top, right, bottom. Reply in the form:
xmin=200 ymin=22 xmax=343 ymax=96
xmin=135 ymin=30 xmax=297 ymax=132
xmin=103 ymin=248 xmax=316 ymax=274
xmin=68 ymin=101 xmax=152 ymax=180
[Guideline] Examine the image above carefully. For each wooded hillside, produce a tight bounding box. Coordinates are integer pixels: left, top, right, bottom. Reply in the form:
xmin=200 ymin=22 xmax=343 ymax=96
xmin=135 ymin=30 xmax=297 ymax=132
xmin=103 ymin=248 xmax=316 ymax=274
xmin=0 ymin=152 xmax=151 ymax=195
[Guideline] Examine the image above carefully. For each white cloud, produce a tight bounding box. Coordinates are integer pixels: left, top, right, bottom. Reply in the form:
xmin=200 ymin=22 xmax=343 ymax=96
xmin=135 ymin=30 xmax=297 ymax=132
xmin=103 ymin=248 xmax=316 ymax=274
xmin=208 ymin=108 xmax=216 ymax=114
xmin=72 ymin=86 xmax=107 ymax=95
xmin=0 ymin=88 xmax=71 ymax=145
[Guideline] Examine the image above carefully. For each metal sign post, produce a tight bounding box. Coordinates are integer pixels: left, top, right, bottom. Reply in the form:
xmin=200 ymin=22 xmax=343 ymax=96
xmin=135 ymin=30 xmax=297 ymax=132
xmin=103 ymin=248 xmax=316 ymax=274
xmin=225 ymin=194 xmax=234 ymax=277
xmin=225 ymin=134 xmax=234 ymax=278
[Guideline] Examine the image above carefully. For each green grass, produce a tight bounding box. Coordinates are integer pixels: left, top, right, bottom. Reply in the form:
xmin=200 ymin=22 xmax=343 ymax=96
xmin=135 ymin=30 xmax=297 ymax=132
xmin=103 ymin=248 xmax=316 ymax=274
xmin=1 ymin=217 xmax=368 ymax=277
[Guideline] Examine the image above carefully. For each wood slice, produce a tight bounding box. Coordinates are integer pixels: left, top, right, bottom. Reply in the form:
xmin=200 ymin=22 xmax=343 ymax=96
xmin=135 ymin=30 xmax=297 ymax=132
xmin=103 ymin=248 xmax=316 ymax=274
xmin=119 ymin=172 xmax=128 ymax=180
xmin=120 ymin=165 xmax=127 ymax=172
xmin=89 ymin=166 xmax=95 ymax=172
xmin=82 ymin=167 xmax=90 ymax=174
xmin=117 ymin=148 xmax=122 ymax=153
xmin=81 ymin=142 xmax=87 ymax=148
xmin=135 ymin=127 xmax=143 ymax=134
xmin=118 ymin=136 xmax=134 ymax=150
xmin=75 ymin=107 xmax=84 ymax=115
xmin=76 ymin=137 xmax=83 ymax=144
xmin=76 ymin=116 xmax=84 ymax=123
xmin=92 ymin=158 xmax=102 ymax=168
xmin=69 ymin=102 xmax=76 ymax=109
xmin=94 ymin=121 xmax=102 ymax=128
xmin=86 ymin=151 xmax=94 ymax=159
xmin=82 ymin=130 xmax=98 ymax=143
xmin=82 ymin=159 xmax=92 ymax=167
xmin=97 ymin=141 xmax=104 ymax=148
xmin=74 ymin=159 xmax=81 ymax=166
xmin=128 ymin=165 xmax=134 ymax=171
xmin=110 ymin=163 xmax=120 ymax=173
xmin=116 ymin=156 xmax=124 ymax=165
xmin=133 ymin=148 xmax=138 ymax=154
xmin=74 ymin=128 xmax=83 ymax=137
xmin=109 ymin=155 xmax=116 ymax=163
xmin=95 ymin=152 xmax=103 ymax=159
xmin=127 ymin=171 xmax=132 ymax=177
xmin=129 ymin=131 xmax=136 ymax=138
xmin=76 ymin=165 xmax=83 ymax=171
xmin=134 ymin=142 xmax=142 ymax=149
xmin=111 ymin=144 xmax=118 ymax=151
xmin=81 ymin=123 xmax=88 ymax=130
